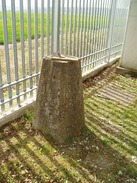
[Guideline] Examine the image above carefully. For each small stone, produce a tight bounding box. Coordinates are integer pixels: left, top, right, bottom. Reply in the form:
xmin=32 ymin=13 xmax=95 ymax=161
xmin=132 ymin=156 xmax=137 ymax=164
xmin=118 ymin=170 xmax=123 ymax=175
xmin=77 ymin=159 xmax=82 ymax=162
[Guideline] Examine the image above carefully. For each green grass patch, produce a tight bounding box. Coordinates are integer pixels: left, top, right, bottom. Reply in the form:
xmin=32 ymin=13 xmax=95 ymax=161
xmin=0 ymin=11 xmax=49 ymax=44
xmin=0 ymin=11 xmax=110 ymax=45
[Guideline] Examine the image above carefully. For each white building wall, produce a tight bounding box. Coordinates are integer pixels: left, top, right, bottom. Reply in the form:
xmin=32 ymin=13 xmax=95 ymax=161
xmin=120 ymin=0 xmax=137 ymax=70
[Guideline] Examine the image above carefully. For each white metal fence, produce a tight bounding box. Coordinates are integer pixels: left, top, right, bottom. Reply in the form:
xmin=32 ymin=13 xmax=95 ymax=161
xmin=0 ymin=0 xmax=130 ymax=116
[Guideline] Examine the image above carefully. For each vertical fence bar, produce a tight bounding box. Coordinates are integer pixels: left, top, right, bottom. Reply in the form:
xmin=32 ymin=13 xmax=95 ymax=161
xmin=1 ymin=0 xmax=12 ymax=107
xmin=101 ymin=0 xmax=106 ymax=60
xmin=79 ymin=0 xmax=85 ymax=58
xmin=52 ymin=0 xmax=60 ymax=54
xmin=96 ymin=0 xmax=101 ymax=63
xmin=94 ymin=0 xmax=99 ymax=65
xmin=85 ymin=0 xmax=91 ymax=56
xmin=34 ymin=0 xmax=39 ymax=86
xmin=88 ymin=0 xmax=95 ymax=68
xmin=72 ymin=0 xmax=77 ymax=56
xmin=27 ymin=0 xmax=33 ymax=97
xmin=103 ymin=0 xmax=109 ymax=60
xmin=60 ymin=0 xmax=65 ymax=54
xmin=65 ymin=0 xmax=69 ymax=55
xmin=68 ymin=0 xmax=73 ymax=55
xmin=92 ymin=0 xmax=98 ymax=66
xmin=76 ymin=0 xmax=81 ymax=57
xmin=107 ymin=0 xmax=117 ymax=62
xmin=46 ymin=0 xmax=50 ymax=55
xmin=98 ymin=0 xmax=102 ymax=53
xmin=85 ymin=0 xmax=92 ymax=71
xmin=20 ymin=0 xmax=26 ymax=100
xmin=0 ymin=62 xmax=5 ymax=112
xmin=82 ymin=0 xmax=88 ymax=71
xmin=102 ymin=0 xmax=106 ymax=50
xmin=82 ymin=0 xmax=88 ymax=57
xmin=112 ymin=0 xmax=117 ymax=48
xmin=100 ymin=0 xmax=106 ymax=51
xmin=41 ymin=0 xmax=44 ymax=60
xmin=90 ymin=0 xmax=95 ymax=55
xmin=113 ymin=0 xmax=118 ymax=53
xmin=104 ymin=0 xmax=110 ymax=50
xmin=11 ymin=0 xmax=20 ymax=105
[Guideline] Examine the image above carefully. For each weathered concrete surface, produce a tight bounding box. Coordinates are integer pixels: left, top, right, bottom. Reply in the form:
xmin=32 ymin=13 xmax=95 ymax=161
xmin=33 ymin=57 xmax=85 ymax=143
xmin=120 ymin=0 xmax=137 ymax=70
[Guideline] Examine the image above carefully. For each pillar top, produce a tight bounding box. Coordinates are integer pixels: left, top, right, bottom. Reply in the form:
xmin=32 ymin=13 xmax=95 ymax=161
xmin=45 ymin=55 xmax=80 ymax=62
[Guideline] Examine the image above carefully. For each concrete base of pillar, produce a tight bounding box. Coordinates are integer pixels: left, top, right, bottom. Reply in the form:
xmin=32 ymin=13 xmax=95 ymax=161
xmin=33 ymin=56 xmax=85 ymax=143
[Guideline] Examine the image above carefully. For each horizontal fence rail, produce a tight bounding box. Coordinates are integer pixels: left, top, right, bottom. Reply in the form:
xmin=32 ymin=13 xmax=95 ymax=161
xmin=0 ymin=0 xmax=130 ymax=116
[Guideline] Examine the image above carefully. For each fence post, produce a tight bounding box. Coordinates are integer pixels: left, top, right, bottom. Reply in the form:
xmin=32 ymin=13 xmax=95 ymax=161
xmin=52 ymin=0 xmax=60 ymax=54
xmin=107 ymin=0 xmax=117 ymax=62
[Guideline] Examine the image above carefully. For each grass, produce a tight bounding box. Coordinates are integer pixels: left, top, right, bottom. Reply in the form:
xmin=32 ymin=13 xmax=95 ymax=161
xmin=0 ymin=12 xmax=45 ymax=45
xmin=0 ymin=11 xmax=113 ymax=45
xmin=0 ymin=64 xmax=137 ymax=182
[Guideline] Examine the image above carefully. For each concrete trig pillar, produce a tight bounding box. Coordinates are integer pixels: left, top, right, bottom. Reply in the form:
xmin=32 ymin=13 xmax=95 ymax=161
xmin=33 ymin=56 xmax=85 ymax=143
xmin=120 ymin=0 xmax=137 ymax=70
